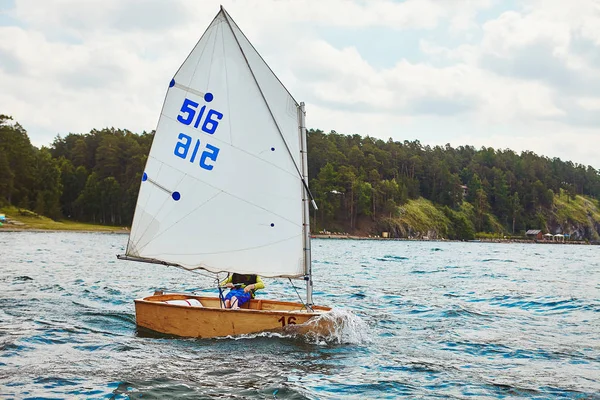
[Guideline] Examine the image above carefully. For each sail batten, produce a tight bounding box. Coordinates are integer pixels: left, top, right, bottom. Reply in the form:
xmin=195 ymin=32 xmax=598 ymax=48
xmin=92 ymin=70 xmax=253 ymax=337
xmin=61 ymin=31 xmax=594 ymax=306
xmin=125 ymin=8 xmax=306 ymax=278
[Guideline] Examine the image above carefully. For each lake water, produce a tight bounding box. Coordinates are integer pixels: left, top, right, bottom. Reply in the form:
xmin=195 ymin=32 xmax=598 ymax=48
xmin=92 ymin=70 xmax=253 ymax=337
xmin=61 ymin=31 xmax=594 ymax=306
xmin=1 ymin=232 xmax=599 ymax=399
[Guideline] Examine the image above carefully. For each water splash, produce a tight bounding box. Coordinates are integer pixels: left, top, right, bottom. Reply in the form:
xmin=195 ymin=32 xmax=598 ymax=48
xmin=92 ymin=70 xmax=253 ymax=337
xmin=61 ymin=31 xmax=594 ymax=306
xmin=217 ymin=309 xmax=372 ymax=345
xmin=287 ymin=308 xmax=372 ymax=345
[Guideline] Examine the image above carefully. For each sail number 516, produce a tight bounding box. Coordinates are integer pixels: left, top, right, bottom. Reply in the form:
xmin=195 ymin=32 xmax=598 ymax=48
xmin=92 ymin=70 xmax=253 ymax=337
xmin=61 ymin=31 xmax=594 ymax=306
xmin=177 ymin=98 xmax=223 ymax=134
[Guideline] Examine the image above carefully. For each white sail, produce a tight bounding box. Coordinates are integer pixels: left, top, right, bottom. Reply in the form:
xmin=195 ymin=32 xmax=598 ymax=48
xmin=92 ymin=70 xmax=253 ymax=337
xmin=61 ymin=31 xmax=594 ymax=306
xmin=125 ymin=8 xmax=306 ymax=278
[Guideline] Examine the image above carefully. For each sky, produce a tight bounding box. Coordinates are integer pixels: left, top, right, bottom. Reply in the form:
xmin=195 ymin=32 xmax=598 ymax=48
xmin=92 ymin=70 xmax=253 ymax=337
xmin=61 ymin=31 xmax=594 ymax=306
xmin=1 ymin=0 xmax=600 ymax=168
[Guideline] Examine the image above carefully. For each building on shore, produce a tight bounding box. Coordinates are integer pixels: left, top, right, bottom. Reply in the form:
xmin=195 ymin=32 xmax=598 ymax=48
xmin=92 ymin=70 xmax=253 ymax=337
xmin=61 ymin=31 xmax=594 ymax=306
xmin=526 ymin=229 xmax=543 ymax=240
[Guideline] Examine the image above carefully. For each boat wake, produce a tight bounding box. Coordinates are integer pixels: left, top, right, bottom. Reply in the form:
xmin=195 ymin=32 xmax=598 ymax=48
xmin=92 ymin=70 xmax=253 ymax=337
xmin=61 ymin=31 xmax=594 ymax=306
xmin=221 ymin=308 xmax=372 ymax=345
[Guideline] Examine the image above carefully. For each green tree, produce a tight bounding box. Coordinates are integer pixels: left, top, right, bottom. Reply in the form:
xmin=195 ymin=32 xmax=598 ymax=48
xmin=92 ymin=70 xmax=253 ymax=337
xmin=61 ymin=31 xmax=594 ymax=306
xmin=99 ymin=177 xmax=121 ymax=224
xmin=312 ymin=163 xmax=342 ymax=229
xmin=355 ymin=180 xmax=373 ymax=219
xmin=474 ymin=188 xmax=490 ymax=231
xmin=338 ymin=166 xmax=358 ymax=229
xmin=490 ymin=167 xmax=509 ymax=226
xmin=509 ymin=192 xmax=523 ymax=233
xmin=0 ymin=116 xmax=35 ymax=205
xmin=0 ymin=149 xmax=15 ymax=205
xmin=32 ymin=148 xmax=63 ymax=219
xmin=76 ymin=172 xmax=101 ymax=222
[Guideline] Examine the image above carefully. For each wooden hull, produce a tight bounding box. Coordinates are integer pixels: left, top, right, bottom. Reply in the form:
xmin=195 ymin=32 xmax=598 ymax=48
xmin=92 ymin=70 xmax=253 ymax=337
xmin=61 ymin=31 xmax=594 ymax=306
xmin=134 ymin=293 xmax=331 ymax=338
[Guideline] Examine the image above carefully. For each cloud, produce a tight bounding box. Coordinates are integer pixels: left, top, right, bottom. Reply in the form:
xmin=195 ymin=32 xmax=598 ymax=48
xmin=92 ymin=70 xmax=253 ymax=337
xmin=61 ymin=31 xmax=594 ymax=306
xmin=225 ymin=0 xmax=491 ymax=31
xmin=0 ymin=0 xmax=599 ymax=169
xmin=10 ymin=0 xmax=191 ymax=33
xmin=0 ymin=47 xmax=22 ymax=74
xmin=477 ymin=6 xmax=600 ymax=96
xmin=452 ymin=122 xmax=600 ymax=168
xmin=409 ymin=95 xmax=477 ymax=116
xmin=289 ymin=37 xmax=564 ymax=124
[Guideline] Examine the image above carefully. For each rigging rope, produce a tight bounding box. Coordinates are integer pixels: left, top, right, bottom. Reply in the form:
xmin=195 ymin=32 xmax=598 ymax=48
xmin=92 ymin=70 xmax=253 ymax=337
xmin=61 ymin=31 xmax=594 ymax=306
xmin=288 ymin=278 xmax=309 ymax=311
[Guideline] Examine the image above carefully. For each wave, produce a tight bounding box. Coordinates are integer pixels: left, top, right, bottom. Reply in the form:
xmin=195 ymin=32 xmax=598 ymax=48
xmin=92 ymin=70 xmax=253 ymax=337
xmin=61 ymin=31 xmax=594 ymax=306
xmin=499 ymin=298 xmax=587 ymax=313
xmin=410 ymin=269 xmax=440 ymax=274
xmin=478 ymin=295 xmax=600 ymax=315
xmin=313 ymin=260 xmax=340 ymax=265
xmin=376 ymin=255 xmax=409 ymax=262
xmin=13 ymin=276 xmax=34 ymax=282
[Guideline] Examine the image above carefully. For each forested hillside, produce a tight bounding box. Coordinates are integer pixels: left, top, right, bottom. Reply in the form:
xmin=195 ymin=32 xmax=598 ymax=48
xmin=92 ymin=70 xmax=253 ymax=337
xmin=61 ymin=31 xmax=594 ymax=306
xmin=307 ymin=130 xmax=600 ymax=240
xmin=2 ymin=114 xmax=600 ymax=239
xmin=0 ymin=115 xmax=152 ymax=225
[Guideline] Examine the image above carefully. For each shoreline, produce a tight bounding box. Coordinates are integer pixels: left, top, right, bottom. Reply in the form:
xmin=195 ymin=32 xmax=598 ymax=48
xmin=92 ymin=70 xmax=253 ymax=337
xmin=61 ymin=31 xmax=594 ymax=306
xmin=310 ymin=234 xmax=595 ymax=245
xmin=0 ymin=227 xmax=129 ymax=234
xmin=0 ymin=229 xmax=594 ymax=244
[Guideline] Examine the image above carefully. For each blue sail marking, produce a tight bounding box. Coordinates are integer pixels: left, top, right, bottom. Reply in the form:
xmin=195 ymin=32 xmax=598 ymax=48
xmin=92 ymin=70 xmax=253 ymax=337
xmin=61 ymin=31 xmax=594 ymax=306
xmin=173 ymin=91 xmax=222 ymax=170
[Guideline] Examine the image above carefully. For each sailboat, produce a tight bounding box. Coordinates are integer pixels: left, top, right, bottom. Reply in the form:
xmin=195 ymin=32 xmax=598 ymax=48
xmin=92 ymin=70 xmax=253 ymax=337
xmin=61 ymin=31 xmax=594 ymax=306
xmin=118 ymin=6 xmax=331 ymax=338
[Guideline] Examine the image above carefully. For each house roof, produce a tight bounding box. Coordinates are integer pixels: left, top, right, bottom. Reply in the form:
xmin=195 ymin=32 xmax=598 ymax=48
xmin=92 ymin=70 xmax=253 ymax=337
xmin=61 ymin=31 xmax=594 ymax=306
xmin=526 ymin=229 xmax=541 ymax=234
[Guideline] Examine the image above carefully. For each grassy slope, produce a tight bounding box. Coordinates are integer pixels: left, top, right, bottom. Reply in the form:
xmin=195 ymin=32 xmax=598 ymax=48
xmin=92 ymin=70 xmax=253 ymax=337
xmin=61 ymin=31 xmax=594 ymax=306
xmin=399 ymin=198 xmax=451 ymax=238
xmin=386 ymin=197 xmax=504 ymax=239
xmin=553 ymin=190 xmax=600 ymax=222
xmin=551 ymin=190 xmax=600 ymax=240
xmin=0 ymin=206 xmax=126 ymax=232
xmin=377 ymin=198 xmax=451 ymax=238
xmin=396 ymin=192 xmax=600 ymax=239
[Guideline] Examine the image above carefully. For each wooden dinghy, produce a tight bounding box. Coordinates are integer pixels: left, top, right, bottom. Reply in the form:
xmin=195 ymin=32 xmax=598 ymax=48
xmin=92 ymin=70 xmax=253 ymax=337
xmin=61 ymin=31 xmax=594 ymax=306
xmin=135 ymin=294 xmax=331 ymax=338
xmin=118 ymin=6 xmax=329 ymax=338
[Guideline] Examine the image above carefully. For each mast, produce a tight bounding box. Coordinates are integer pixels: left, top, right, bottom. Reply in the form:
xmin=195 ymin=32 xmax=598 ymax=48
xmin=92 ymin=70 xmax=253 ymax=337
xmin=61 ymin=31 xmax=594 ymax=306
xmin=299 ymin=102 xmax=313 ymax=308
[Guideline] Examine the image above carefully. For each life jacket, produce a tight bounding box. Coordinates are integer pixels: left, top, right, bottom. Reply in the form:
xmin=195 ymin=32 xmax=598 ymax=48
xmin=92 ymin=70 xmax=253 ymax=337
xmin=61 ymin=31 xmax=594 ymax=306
xmin=231 ymin=273 xmax=257 ymax=287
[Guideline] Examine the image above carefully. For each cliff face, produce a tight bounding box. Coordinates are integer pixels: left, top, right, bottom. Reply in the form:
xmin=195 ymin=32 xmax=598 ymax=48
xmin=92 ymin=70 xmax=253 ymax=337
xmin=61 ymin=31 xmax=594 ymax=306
xmin=548 ymin=192 xmax=600 ymax=241
xmin=548 ymin=220 xmax=600 ymax=241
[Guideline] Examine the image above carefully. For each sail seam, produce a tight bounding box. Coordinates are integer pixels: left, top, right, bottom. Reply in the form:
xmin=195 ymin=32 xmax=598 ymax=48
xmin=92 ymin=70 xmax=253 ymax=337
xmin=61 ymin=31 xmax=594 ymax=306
xmin=130 ymin=160 xmax=301 ymax=257
xmin=172 ymin=12 xmax=222 ymax=82
xmin=128 ymin=15 xmax=224 ymax=255
xmin=205 ymin=16 xmax=220 ymax=92
xmin=146 ymin=232 xmax=301 ymax=257
xmin=221 ymin=22 xmax=233 ymax=147
xmin=162 ymin=162 xmax=300 ymax=226
xmin=134 ymin=187 xmax=224 ymax=256
xmin=221 ymin=8 xmax=299 ymax=106
xmin=221 ymin=10 xmax=309 ymax=196
xmin=129 ymin=162 xmax=170 ymax=254
xmin=188 ymin=16 xmax=220 ymax=92
xmin=129 ymin=165 xmax=188 ymax=255
xmin=194 ymin=185 xmax=300 ymax=227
